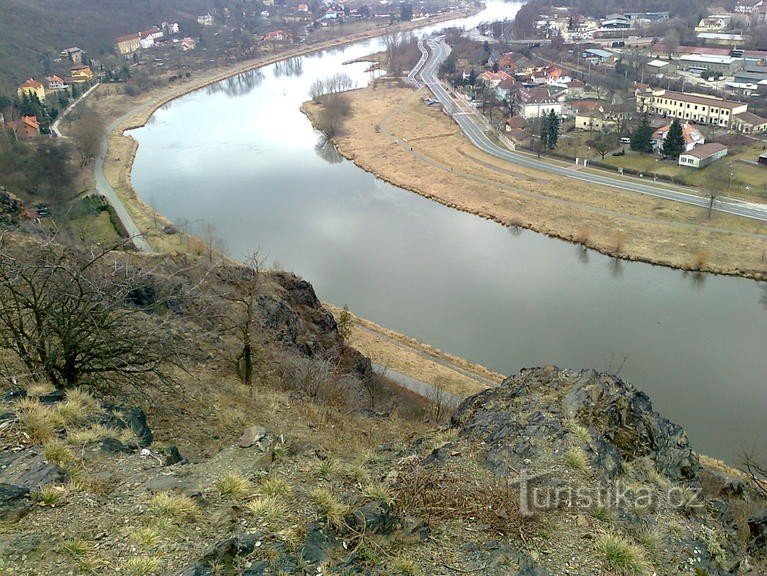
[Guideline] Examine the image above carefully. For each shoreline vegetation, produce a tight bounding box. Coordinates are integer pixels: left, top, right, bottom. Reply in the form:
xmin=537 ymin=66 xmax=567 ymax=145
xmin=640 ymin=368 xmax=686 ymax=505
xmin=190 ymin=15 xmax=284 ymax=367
xmin=87 ymin=5 xmax=499 ymax=399
xmin=302 ymin=82 xmax=767 ymax=281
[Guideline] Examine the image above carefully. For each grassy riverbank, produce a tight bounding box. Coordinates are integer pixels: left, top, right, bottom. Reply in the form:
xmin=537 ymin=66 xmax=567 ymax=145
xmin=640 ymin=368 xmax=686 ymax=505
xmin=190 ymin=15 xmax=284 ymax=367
xmin=303 ymin=82 xmax=767 ymax=280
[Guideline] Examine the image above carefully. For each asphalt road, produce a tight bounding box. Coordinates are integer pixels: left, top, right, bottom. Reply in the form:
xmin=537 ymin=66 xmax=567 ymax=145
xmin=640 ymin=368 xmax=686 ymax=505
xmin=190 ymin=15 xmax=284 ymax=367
xmin=419 ymin=38 xmax=767 ymax=223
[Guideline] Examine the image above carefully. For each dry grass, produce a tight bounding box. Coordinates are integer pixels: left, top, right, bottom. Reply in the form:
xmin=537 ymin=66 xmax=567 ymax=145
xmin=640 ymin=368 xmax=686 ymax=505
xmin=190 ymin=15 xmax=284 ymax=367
xmin=17 ymin=401 xmax=60 ymax=443
xmin=146 ymin=492 xmax=199 ymax=522
xmin=32 ymin=484 xmax=67 ymax=506
xmin=596 ymin=533 xmax=653 ymax=576
xmin=43 ymin=439 xmax=75 ymax=467
xmin=122 ymin=555 xmax=161 ymax=576
xmin=246 ymin=495 xmax=288 ymax=525
xmin=326 ymin=85 xmax=767 ymax=278
xmin=309 ymin=487 xmax=349 ymax=529
xmin=362 ymin=482 xmax=394 ymax=505
xmin=215 ymin=473 xmax=252 ymax=500
xmin=564 ymin=447 xmax=589 ymax=472
xmin=257 ymin=477 xmax=292 ymax=497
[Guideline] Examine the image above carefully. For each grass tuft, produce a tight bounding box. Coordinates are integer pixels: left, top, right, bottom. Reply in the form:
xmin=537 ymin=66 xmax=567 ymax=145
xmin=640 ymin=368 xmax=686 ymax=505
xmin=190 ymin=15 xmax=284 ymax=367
xmin=147 ymin=492 xmax=198 ymax=522
xmin=258 ymin=477 xmax=292 ymax=497
xmin=309 ymin=487 xmax=349 ymax=529
xmin=389 ymin=555 xmax=421 ymax=575
xmin=216 ymin=473 xmax=252 ymax=500
xmin=17 ymin=402 xmax=60 ymax=443
xmin=362 ymin=482 xmax=394 ymax=505
xmin=596 ymin=533 xmax=653 ymax=576
xmin=246 ymin=495 xmax=288 ymax=524
xmin=43 ymin=439 xmax=75 ymax=467
xmin=32 ymin=484 xmax=67 ymax=506
xmin=123 ymin=555 xmax=161 ymax=576
xmin=564 ymin=446 xmax=589 ymax=472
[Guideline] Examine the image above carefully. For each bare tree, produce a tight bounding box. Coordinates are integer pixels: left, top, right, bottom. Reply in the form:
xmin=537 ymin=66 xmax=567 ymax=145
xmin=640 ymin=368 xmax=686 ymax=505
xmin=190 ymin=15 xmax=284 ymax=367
xmin=744 ymin=453 xmax=767 ymax=497
xmin=314 ymin=93 xmax=352 ymax=138
xmin=212 ymin=253 xmax=264 ymax=388
xmin=70 ymin=111 xmax=105 ymax=167
xmin=0 ymin=239 xmax=178 ymax=391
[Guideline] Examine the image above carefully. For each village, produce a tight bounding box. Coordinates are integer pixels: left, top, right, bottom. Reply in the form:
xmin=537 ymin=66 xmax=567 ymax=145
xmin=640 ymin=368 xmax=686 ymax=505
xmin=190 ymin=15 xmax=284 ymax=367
xmin=434 ymin=1 xmax=767 ymax=197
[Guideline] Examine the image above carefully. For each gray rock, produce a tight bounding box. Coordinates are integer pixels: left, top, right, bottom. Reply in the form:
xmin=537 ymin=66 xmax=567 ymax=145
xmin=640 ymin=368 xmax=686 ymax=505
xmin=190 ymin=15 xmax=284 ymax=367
xmin=146 ymin=476 xmax=202 ymax=500
xmin=38 ymin=389 xmax=66 ymax=404
xmin=99 ymin=437 xmax=134 ymax=454
xmin=0 ymin=483 xmax=30 ymax=521
xmin=238 ymin=425 xmax=268 ymax=448
xmin=162 ymin=445 xmax=185 ymax=466
xmin=1 ymin=389 xmax=26 ymax=402
xmin=100 ymin=405 xmax=153 ymax=447
xmin=0 ymin=450 xmax=67 ymax=489
xmin=346 ymin=500 xmax=398 ymax=535
xmin=749 ymin=508 xmax=767 ymax=556
xmin=301 ymin=523 xmax=336 ymax=564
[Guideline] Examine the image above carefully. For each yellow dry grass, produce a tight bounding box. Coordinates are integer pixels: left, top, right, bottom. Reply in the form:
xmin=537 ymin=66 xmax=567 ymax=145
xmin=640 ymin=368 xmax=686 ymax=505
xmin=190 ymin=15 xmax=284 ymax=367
xmin=313 ymin=84 xmax=767 ymax=279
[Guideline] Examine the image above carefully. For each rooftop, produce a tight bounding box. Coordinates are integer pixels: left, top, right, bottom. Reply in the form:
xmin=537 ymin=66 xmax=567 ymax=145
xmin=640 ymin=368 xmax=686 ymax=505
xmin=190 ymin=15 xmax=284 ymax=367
xmin=682 ymin=142 xmax=727 ymax=159
xmin=679 ymin=54 xmax=740 ymax=64
xmin=655 ymin=90 xmax=746 ymax=110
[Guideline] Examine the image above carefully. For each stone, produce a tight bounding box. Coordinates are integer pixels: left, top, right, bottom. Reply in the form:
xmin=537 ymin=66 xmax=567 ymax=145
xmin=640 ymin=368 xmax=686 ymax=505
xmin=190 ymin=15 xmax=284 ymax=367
xmin=99 ymin=437 xmax=134 ymax=454
xmin=749 ymin=509 xmax=767 ymax=556
xmin=1 ymin=389 xmax=26 ymax=402
xmin=38 ymin=390 xmax=66 ymax=404
xmin=516 ymin=557 xmax=550 ymax=575
xmin=301 ymin=523 xmax=336 ymax=564
xmin=146 ymin=476 xmax=202 ymax=500
xmin=346 ymin=500 xmax=398 ymax=535
xmin=238 ymin=425 xmax=268 ymax=448
xmin=0 ymin=483 xmax=30 ymax=521
xmin=162 ymin=445 xmax=185 ymax=465
xmin=100 ymin=405 xmax=153 ymax=447
xmin=0 ymin=450 xmax=67 ymax=489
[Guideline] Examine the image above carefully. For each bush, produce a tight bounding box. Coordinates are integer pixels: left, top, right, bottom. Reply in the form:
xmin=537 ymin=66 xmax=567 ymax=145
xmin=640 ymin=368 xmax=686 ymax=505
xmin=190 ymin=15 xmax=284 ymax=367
xmin=596 ymin=533 xmax=652 ymax=576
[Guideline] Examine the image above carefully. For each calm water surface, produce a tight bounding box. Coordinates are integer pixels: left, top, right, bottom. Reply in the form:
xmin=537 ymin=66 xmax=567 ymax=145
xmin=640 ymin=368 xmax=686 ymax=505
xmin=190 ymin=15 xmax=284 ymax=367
xmin=130 ymin=2 xmax=767 ymax=462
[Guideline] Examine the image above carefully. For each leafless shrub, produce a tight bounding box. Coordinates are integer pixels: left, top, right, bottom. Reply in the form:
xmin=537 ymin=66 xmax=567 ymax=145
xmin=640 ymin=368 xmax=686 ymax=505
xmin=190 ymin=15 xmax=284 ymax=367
xmin=314 ymin=93 xmax=352 ymax=138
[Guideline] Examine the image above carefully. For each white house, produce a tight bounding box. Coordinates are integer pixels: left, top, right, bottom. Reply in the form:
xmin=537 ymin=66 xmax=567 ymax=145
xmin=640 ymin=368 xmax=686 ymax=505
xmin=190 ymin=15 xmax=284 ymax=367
xmin=678 ymin=143 xmax=728 ymax=168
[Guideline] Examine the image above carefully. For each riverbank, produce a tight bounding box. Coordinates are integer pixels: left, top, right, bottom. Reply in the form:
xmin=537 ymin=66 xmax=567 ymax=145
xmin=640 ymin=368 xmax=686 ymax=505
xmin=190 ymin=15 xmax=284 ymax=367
xmin=80 ymin=7 xmax=479 ymax=255
xmin=302 ymin=82 xmax=767 ymax=280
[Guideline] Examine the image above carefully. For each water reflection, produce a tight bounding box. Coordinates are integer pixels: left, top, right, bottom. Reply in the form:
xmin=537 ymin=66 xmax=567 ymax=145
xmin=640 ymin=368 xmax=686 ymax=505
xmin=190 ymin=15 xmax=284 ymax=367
xmin=608 ymin=257 xmax=624 ymax=279
xmin=576 ymin=245 xmax=589 ymax=264
xmin=761 ymin=283 xmax=767 ymax=309
xmin=274 ymin=57 xmax=304 ymax=78
xmin=206 ymin=69 xmax=265 ymax=97
xmin=315 ymin=136 xmax=343 ymax=164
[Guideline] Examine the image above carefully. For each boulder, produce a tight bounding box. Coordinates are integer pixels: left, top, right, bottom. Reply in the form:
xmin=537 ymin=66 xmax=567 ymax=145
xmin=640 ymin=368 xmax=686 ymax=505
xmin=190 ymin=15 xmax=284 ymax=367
xmin=0 ymin=483 xmax=30 ymax=521
xmin=301 ymin=523 xmax=336 ymax=564
xmin=38 ymin=390 xmax=66 ymax=404
xmin=238 ymin=425 xmax=268 ymax=449
xmin=452 ymin=367 xmax=700 ymax=482
xmin=0 ymin=450 xmax=67 ymax=489
xmin=100 ymin=405 xmax=153 ymax=447
xmin=1 ymin=389 xmax=26 ymax=402
xmin=749 ymin=509 xmax=767 ymax=556
xmin=346 ymin=500 xmax=398 ymax=535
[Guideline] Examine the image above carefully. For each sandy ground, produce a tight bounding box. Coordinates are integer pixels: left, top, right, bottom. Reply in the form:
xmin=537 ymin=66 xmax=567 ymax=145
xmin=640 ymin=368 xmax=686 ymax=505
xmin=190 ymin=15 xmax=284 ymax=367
xmin=325 ymin=304 xmax=501 ymax=398
xmin=304 ymin=83 xmax=767 ymax=280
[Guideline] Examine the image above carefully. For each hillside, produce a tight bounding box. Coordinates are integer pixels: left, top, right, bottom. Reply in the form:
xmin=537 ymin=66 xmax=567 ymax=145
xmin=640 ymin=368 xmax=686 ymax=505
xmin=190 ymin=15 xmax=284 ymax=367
xmin=0 ymin=235 xmax=765 ymax=575
xmin=0 ymin=0 xmax=215 ymax=88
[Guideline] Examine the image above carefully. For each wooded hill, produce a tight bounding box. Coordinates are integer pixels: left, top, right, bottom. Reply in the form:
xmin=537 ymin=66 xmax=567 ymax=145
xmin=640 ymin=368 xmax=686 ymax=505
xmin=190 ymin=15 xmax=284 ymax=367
xmin=0 ymin=0 xmax=217 ymax=88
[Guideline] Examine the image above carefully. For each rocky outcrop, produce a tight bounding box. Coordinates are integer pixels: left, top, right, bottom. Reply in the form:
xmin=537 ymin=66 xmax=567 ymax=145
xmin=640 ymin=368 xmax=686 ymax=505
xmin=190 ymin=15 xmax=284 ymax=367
xmin=452 ymin=366 xmax=700 ymax=482
xmin=750 ymin=509 xmax=767 ymax=556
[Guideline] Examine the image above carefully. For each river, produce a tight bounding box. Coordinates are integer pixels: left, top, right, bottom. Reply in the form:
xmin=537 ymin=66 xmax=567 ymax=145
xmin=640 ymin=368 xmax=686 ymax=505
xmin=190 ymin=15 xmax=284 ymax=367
xmin=129 ymin=1 xmax=767 ymax=463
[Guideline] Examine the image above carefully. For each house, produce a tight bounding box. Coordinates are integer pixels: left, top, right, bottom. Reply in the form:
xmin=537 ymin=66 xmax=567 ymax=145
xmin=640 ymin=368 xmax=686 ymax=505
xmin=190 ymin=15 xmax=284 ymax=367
xmin=297 ymin=3 xmax=309 ymax=11
xmin=116 ymin=33 xmax=141 ymax=55
xmin=263 ymin=30 xmax=290 ymax=43
xmin=197 ymin=13 xmax=215 ymax=26
xmin=695 ymin=14 xmax=731 ymax=32
xmin=575 ymin=109 xmax=619 ymax=131
xmin=731 ymin=111 xmax=767 ymax=133
xmin=70 ymin=64 xmax=93 ymax=83
xmin=142 ymin=27 xmax=164 ymax=41
xmin=180 ymin=37 xmax=197 ymax=52
xmin=60 ymin=47 xmax=84 ymax=63
xmin=512 ymin=85 xmax=563 ymax=119
xmin=46 ymin=75 xmax=67 ymax=90
xmin=678 ymin=143 xmax=728 ymax=168
xmin=678 ymin=54 xmax=743 ymax=75
xmin=582 ymin=48 xmax=615 ymax=64
xmin=505 ymin=116 xmax=527 ymax=130
xmin=758 ymin=152 xmax=767 ymax=166
xmin=636 ymin=89 xmax=748 ymax=128
xmin=6 ymin=116 xmax=41 ymax=139
xmin=479 ymin=70 xmax=511 ymax=89
xmin=565 ymin=79 xmax=585 ymax=98
xmin=652 ymin=122 xmax=705 ymax=153
xmin=17 ymin=78 xmax=46 ymax=103
xmin=162 ymin=22 xmax=180 ymax=35
xmin=499 ymin=52 xmax=516 ymax=72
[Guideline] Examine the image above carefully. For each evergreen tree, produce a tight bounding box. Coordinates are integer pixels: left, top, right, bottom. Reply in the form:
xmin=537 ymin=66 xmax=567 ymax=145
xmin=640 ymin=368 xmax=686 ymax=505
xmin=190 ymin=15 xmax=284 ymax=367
xmin=539 ymin=113 xmax=550 ymax=149
xmin=547 ymin=109 xmax=559 ymax=149
xmin=661 ymin=118 xmax=686 ymax=159
xmin=630 ymin=113 xmax=654 ymax=154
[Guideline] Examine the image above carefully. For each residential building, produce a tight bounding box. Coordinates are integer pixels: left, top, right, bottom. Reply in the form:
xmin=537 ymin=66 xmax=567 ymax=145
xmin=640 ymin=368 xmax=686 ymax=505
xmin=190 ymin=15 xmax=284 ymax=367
xmin=732 ymin=111 xmax=767 ymax=133
xmin=162 ymin=21 xmax=180 ymax=35
xmin=180 ymin=37 xmax=197 ymax=51
xmin=297 ymin=3 xmax=309 ymax=11
xmin=479 ymin=70 xmax=511 ymax=89
xmin=263 ymin=29 xmax=290 ymax=42
xmin=116 ymin=33 xmax=141 ymax=55
xmin=565 ymin=79 xmax=585 ymax=98
xmin=142 ymin=27 xmax=164 ymax=41
xmin=695 ymin=15 xmax=731 ymax=32
xmin=197 ymin=13 xmax=215 ymax=26
xmin=575 ymin=109 xmax=619 ymax=131
xmin=652 ymin=122 xmax=705 ymax=153
xmin=678 ymin=143 xmax=728 ymax=168
xmin=512 ymin=86 xmax=563 ymax=119
xmin=697 ymin=32 xmax=745 ymax=46
xmin=17 ymin=78 xmax=46 ymax=103
xmin=636 ymin=89 xmax=748 ymax=128
xmin=758 ymin=153 xmax=767 ymax=166
xmin=7 ymin=116 xmax=41 ymax=139
xmin=60 ymin=47 xmax=84 ymax=63
xmin=582 ymin=48 xmax=616 ymax=63
xmin=46 ymin=75 xmax=67 ymax=90
xmin=70 ymin=64 xmax=93 ymax=83
xmin=678 ymin=54 xmax=743 ymax=75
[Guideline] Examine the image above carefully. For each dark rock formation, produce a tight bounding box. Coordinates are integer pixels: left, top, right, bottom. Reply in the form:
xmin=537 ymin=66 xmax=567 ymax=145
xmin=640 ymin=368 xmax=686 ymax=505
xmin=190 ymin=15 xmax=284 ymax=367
xmin=749 ymin=509 xmax=767 ymax=556
xmin=0 ymin=483 xmax=30 ymax=521
xmin=0 ymin=450 xmax=67 ymax=489
xmin=100 ymin=404 xmax=153 ymax=447
xmin=452 ymin=366 xmax=700 ymax=481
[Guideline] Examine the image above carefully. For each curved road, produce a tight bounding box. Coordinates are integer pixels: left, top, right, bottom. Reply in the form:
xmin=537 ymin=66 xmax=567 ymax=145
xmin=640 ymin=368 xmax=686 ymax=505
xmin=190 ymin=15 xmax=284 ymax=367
xmin=419 ymin=38 xmax=767 ymax=223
